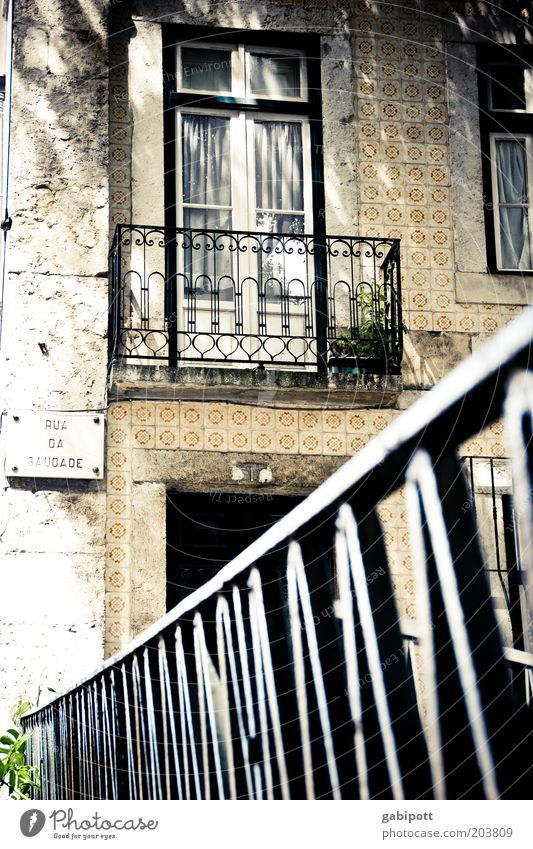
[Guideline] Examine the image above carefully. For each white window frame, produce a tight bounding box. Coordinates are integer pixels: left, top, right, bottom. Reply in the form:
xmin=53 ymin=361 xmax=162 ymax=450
xmin=177 ymin=41 xmax=238 ymax=97
xmin=487 ymin=62 xmax=533 ymax=113
xmin=176 ymin=42 xmax=308 ymax=102
xmin=489 ymin=132 xmax=533 ymax=271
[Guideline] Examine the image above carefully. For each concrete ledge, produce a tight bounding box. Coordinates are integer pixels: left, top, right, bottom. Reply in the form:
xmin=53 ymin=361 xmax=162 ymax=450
xmin=108 ymin=364 xmax=402 ymax=408
xmin=456 ymin=272 xmax=533 ymax=306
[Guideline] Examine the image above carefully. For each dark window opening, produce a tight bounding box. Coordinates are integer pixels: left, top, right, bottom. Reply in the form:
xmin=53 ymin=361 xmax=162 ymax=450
xmin=166 ymin=491 xmax=303 ymax=610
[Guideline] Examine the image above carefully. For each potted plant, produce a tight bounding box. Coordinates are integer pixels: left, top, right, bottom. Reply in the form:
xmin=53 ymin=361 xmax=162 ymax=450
xmin=329 ymin=290 xmax=393 ymax=374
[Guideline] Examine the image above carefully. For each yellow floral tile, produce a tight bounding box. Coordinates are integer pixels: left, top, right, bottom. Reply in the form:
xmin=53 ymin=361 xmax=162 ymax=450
xmin=155 ymin=427 xmax=178 ymax=449
xmin=409 ymin=312 xmax=431 ymax=331
xmin=323 ymin=434 xmax=347 ymax=456
xmin=107 ymin=473 xmax=130 ymax=495
xmin=155 ymin=402 xmax=179 ymax=426
xmin=105 ymin=520 xmax=130 ymax=543
xmin=481 ymin=315 xmax=502 ymax=333
xmin=347 ymin=435 xmax=368 ymax=454
xmin=457 ymin=314 xmax=479 ymax=333
xmin=105 ymin=566 xmax=129 ymax=591
xmin=108 ymin=402 xmax=131 ymax=423
xmin=299 ymin=410 xmax=320 ymax=431
xmin=180 ymin=429 xmax=204 ymax=451
xmin=180 ymin=403 xmax=204 ymax=427
xmin=252 ymin=431 xmax=274 ymax=453
xmin=228 ymin=406 xmax=252 ymax=428
xmin=107 ymin=426 xmax=131 ymax=447
xmin=299 ymin=431 xmax=322 ymax=455
xmin=346 ymin=412 xmax=368 ymax=434
xmin=132 ymin=401 xmax=155 ymax=425
xmin=323 ymin=411 xmax=346 ymax=432
xmin=106 ymin=496 xmax=130 ymax=519
xmin=105 ymin=620 xmax=127 ymax=641
xmin=275 ymin=431 xmax=298 ymax=454
xmin=205 ymin=429 xmax=228 ymax=451
xmin=432 ymin=313 xmax=456 ymax=332
xmin=275 ymin=409 xmax=298 ymax=430
xmin=106 ymin=449 xmax=131 ymax=470
xmin=132 ymin=426 xmax=155 ymax=448
xmin=205 ymin=404 xmax=228 ymax=428
xmin=106 ymin=593 xmax=130 ymax=618
xmin=228 ymin=430 xmax=252 ymax=452
xmin=252 ymin=408 xmax=275 ymax=430
xmin=105 ymin=544 xmax=130 ymax=568
xmin=369 ymin=413 xmax=387 ymax=433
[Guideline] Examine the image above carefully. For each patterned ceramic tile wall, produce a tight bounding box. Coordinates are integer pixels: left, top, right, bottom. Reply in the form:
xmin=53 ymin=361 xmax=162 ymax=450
xmin=354 ymin=0 xmax=522 ymax=333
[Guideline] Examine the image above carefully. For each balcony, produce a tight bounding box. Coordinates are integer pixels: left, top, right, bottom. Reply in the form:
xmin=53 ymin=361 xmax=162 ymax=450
xmin=23 ymin=310 xmax=533 ymax=800
xmin=108 ymin=225 xmax=403 ymax=374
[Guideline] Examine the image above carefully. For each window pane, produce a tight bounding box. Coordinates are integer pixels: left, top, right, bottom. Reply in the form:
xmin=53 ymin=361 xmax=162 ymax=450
xmin=183 ymin=208 xmax=234 ymax=301
xmin=495 ymin=139 xmax=528 ymax=203
xmin=499 ymin=206 xmax=532 ymax=269
xmin=182 ymin=115 xmax=231 ymax=206
xmin=490 ymin=64 xmax=526 ymax=110
xmin=250 ymin=54 xmax=301 ymax=98
xmin=255 ymin=121 xmax=303 ymax=211
xmin=495 ymin=139 xmax=531 ymax=268
xmin=181 ymin=47 xmax=232 ymax=92
xmin=255 ymin=214 xmax=306 ymax=301
xmin=256 ymin=212 xmax=304 ymax=234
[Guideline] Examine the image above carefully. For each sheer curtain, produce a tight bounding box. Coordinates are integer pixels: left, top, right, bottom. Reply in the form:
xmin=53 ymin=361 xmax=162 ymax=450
xmin=255 ymin=121 xmax=303 ymax=225
xmin=254 ymin=121 xmax=306 ymax=300
xmin=182 ymin=114 xmax=232 ymax=299
xmin=495 ymin=139 xmax=532 ymax=270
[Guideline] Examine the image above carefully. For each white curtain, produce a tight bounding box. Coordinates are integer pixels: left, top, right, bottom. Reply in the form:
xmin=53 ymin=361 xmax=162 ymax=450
xmin=182 ymin=115 xmax=232 ymax=298
xmin=182 ymin=113 xmax=231 ymax=224
xmin=255 ymin=121 xmax=303 ymax=218
xmin=496 ymin=139 xmax=532 ymax=270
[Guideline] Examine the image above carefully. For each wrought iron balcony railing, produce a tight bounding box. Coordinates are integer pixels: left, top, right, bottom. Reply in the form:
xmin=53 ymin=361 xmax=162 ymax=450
xmin=23 ymin=310 xmax=533 ymax=800
xmin=108 ymin=225 xmax=403 ymax=372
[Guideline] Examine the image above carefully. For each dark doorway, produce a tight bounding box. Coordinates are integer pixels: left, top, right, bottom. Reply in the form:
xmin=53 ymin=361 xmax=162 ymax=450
xmin=166 ymin=491 xmax=303 ymax=610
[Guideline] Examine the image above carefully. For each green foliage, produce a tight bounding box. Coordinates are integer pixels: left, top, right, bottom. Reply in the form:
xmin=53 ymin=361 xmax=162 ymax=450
xmin=332 ymin=289 xmax=408 ymax=361
xmin=0 ymin=699 xmax=40 ymax=800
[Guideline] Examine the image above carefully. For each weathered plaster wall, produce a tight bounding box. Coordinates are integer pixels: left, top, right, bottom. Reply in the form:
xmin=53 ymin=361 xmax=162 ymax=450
xmin=0 ymin=0 xmax=110 ymax=726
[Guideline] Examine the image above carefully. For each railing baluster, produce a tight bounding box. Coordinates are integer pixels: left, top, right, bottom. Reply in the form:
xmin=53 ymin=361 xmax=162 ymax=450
xmin=287 ymin=541 xmax=341 ymax=800
xmin=248 ymin=569 xmax=290 ymax=800
xmin=143 ymin=648 xmax=162 ymax=800
xmin=158 ymin=636 xmax=184 ymax=800
xmin=175 ymin=625 xmax=201 ymax=799
xmin=336 ymin=505 xmax=405 ymax=801
xmin=193 ymin=613 xmax=226 ymax=800
xmin=121 ymin=663 xmax=138 ymax=800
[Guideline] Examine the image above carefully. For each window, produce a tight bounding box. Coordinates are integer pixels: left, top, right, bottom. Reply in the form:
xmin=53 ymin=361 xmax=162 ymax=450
xmin=163 ymin=32 xmax=323 ymax=366
xmin=490 ymin=134 xmax=533 ymax=270
xmin=174 ymin=42 xmax=312 ymax=246
xmin=479 ymin=50 xmax=533 ymax=272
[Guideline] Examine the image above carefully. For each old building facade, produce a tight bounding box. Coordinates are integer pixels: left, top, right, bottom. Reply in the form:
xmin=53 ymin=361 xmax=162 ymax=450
xmin=0 ymin=0 xmax=531 ymax=725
